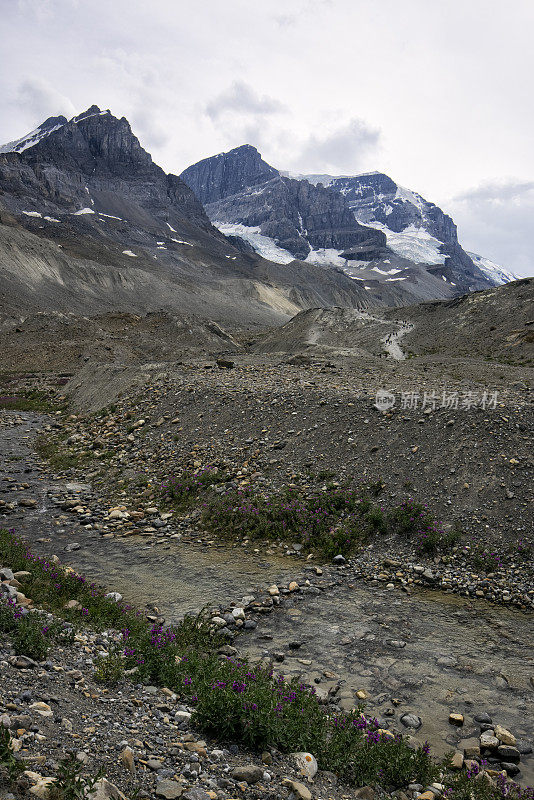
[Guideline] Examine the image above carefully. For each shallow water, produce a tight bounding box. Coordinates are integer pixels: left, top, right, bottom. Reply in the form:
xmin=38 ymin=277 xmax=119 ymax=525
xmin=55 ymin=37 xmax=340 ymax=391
xmin=2 ymin=412 xmax=533 ymax=784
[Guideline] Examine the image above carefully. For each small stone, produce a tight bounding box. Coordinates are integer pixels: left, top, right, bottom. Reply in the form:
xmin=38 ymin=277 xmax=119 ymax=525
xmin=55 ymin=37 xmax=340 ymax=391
xmin=90 ymin=778 xmax=127 ymax=800
xmin=450 ymin=752 xmax=464 ymax=770
xmin=463 ymin=740 xmax=481 ymax=759
xmin=120 ymin=746 xmax=135 ymax=776
xmin=332 ymin=555 xmax=346 ymax=565
xmin=231 ymin=765 xmax=263 ymax=784
xmin=400 ymin=713 xmax=422 ymax=730
xmin=288 ymin=581 xmax=299 ymax=592
xmin=449 ymin=713 xmax=464 ymax=726
xmin=480 ymin=732 xmax=499 ymax=749
xmin=155 ymin=780 xmax=182 ymax=800
xmin=282 ymin=780 xmax=312 ymax=800
xmin=494 ymin=725 xmax=516 ymax=746
xmin=29 ymin=702 xmax=53 ymax=718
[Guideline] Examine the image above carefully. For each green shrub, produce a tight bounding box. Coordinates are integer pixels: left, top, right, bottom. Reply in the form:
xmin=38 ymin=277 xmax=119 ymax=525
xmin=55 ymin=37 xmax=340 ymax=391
xmin=93 ymin=648 xmax=125 ymax=685
xmin=162 ymin=466 xmax=228 ymax=510
xmin=0 ymin=725 xmax=23 ymax=781
xmin=49 ymin=752 xmax=104 ymax=800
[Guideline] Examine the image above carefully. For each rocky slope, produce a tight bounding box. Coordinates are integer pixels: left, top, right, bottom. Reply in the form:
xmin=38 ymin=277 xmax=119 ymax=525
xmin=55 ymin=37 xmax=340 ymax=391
xmin=0 ymin=108 xmax=373 ymax=329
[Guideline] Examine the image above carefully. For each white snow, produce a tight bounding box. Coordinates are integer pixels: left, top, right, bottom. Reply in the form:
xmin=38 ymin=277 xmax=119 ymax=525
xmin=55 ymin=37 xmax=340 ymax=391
xmin=44 ymin=216 xmax=60 ymax=222
xmin=467 ymin=252 xmax=519 ymax=285
xmin=0 ymin=122 xmax=65 ymax=154
xmin=99 ymin=213 xmax=123 ymax=221
xmin=214 ymin=222 xmax=295 ymax=264
xmin=385 ymin=277 xmax=407 ymax=282
xmin=122 ymin=250 xmax=138 ymax=257
xmin=372 ymin=266 xmax=402 ymax=275
xmin=171 ymin=238 xmax=193 ymax=246
xmin=442 ymin=275 xmax=447 ymax=281
xmin=363 ymin=221 xmax=446 ymax=265
xmin=394 ymin=185 xmax=426 ymax=213
xmin=73 ymin=208 xmax=95 ymax=215
xmin=22 ymin=211 xmax=42 ymax=218
xmin=305 ymin=248 xmax=347 ymax=268
xmin=166 ymin=222 xmax=177 ymax=232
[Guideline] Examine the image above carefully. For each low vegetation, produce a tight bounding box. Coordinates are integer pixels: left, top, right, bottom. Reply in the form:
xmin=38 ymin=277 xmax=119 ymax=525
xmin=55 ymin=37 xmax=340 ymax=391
xmin=0 ymin=527 xmax=435 ymax=791
xmin=161 ymin=470 xmax=461 ymax=559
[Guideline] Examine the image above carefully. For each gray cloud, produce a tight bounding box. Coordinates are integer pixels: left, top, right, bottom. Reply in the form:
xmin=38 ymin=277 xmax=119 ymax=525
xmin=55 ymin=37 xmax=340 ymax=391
xmin=449 ymin=180 xmax=534 ymax=278
xmin=14 ymin=79 xmax=75 ymax=126
xmin=205 ymin=81 xmax=286 ymax=121
xmin=292 ymin=117 xmax=381 ymax=174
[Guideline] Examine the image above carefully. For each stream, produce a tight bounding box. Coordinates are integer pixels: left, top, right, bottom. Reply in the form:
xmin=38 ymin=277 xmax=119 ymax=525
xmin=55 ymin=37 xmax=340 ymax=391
xmin=1 ymin=411 xmax=533 ymax=784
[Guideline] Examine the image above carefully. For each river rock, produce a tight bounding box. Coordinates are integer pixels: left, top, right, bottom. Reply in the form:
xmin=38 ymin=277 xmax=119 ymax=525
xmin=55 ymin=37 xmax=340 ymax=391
xmin=497 ymin=745 xmax=520 ymax=761
xmin=400 ymin=713 xmax=422 ymax=730
xmin=494 ymin=725 xmax=516 ymax=746
xmin=480 ymin=732 xmax=499 ymax=749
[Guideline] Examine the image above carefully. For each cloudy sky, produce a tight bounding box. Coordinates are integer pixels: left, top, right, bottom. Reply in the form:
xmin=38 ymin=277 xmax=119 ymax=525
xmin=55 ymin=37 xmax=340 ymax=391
xmin=1 ymin=0 xmax=532 ymax=276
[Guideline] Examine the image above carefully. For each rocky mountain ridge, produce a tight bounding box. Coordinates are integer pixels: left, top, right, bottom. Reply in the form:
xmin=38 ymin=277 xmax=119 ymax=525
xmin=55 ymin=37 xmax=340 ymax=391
xmin=0 ymin=107 xmax=376 ymax=328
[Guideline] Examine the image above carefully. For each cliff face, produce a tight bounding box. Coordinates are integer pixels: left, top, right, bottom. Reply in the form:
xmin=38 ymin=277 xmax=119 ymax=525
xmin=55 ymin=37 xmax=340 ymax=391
xmin=0 ymin=106 xmax=210 ymax=232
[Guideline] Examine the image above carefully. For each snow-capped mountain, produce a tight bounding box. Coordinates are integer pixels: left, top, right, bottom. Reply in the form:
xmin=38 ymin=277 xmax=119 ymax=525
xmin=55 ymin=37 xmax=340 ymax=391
xmin=182 ymin=148 xmax=517 ymax=300
xmin=0 ymin=107 xmax=374 ymax=325
xmin=181 ymin=145 xmax=386 ymax=264
xmin=466 ymin=252 xmax=520 ymax=285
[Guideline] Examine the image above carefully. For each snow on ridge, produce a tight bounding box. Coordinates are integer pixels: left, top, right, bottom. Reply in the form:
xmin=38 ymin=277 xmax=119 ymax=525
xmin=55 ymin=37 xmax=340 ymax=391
xmin=467 ymin=252 xmax=519 ymax=285
xmin=0 ymin=122 xmax=65 ymax=154
xmin=73 ymin=207 xmax=94 ymax=215
xmin=214 ymin=222 xmax=295 ymax=264
xmin=0 ymin=109 xmax=111 ymax=155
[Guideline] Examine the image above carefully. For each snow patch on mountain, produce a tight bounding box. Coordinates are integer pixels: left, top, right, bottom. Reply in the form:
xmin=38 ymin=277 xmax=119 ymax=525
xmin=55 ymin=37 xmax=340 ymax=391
xmin=214 ymin=222 xmax=295 ymax=264
xmin=364 ymin=221 xmax=446 ymax=265
xmin=467 ymin=252 xmax=519 ymax=285
xmin=0 ymin=121 xmax=66 ymax=154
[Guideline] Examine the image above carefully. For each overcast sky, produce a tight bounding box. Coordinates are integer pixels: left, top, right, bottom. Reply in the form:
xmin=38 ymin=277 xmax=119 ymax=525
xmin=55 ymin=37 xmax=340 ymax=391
xmin=1 ymin=0 xmax=532 ymax=276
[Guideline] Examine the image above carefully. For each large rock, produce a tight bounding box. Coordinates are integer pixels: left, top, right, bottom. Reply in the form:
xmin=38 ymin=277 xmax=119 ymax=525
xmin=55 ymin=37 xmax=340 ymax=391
xmin=292 ymin=752 xmax=318 ymax=779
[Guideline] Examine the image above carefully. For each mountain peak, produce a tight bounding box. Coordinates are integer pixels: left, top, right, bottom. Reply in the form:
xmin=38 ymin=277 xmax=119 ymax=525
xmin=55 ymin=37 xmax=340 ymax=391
xmin=181 ymin=143 xmax=279 ymax=205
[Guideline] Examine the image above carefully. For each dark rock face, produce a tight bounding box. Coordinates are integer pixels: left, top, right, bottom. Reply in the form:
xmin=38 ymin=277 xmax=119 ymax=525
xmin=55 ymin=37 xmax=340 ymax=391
xmin=180 ymin=144 xmax=278 ymax=205
xmin=1 ymin=106 xmax=209 ymax=231
xmin=181 ymin=147 xmax=386 ymax=261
